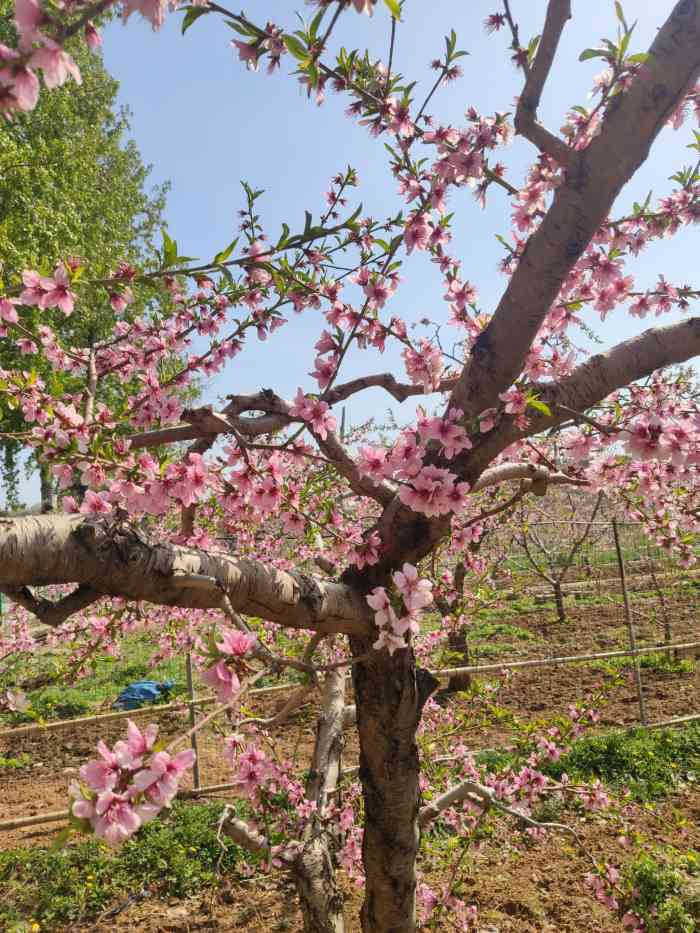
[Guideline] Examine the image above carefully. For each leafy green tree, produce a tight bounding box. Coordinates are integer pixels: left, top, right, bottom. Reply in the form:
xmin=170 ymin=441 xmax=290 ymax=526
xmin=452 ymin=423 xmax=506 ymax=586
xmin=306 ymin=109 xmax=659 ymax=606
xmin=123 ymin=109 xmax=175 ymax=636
xmin=0 ymin=5 xmax=169 ymax=508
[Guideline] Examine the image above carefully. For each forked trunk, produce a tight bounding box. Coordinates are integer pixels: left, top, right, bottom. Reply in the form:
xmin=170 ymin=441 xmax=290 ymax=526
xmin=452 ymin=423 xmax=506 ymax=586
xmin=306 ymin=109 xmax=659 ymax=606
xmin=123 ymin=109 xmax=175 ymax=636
xmin=351 ymin=640 xmax=438 ymax=933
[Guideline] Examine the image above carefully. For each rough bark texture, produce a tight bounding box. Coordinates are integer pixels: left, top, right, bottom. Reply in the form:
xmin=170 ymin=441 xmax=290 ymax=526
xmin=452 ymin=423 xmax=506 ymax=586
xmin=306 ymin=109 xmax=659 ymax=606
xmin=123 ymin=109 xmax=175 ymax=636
xmin=0 ymin=515 xmax=371 ymax=636
xmin=350 ymin=641 xmax=439 ymax=933
xmin=294 ymin=670 xmax=347 ymax=933
xmin=465 ymin=316 xmax=700 ymax=477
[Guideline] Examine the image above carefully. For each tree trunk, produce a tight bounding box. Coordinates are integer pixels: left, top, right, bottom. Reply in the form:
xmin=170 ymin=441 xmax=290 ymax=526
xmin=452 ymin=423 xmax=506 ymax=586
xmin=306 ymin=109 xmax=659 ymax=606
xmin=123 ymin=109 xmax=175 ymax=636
xmin=553 ymin=580 xmax=566 ymax=624
xmin=39 ymin=462 xmax=55 ymax=513
xmin=295 ymin=838 xmax=345 ymax=933
xmin=446 ymin=624 xmax=471 ymax=694
xmin=294 ymin=669 xmax=346 ymax=933
xmin=351 ymin=641 xmax=438 ymax=933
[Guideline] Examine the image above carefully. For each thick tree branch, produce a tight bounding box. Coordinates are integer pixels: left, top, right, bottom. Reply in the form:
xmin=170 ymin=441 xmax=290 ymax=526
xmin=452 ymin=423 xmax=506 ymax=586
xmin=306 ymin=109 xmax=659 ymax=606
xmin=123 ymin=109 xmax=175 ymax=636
xmin=470 ymin=463 xmax=587 ymax=493
xmin=514 ymin=0 xmax=575 ymax=166
xmin=129 ymin=376 xmax=459 ymax=451
xmin=316 ymin=430 xmax=395 ymax=506
xmin=417 ymin=776 xmax=591 ymax=862
xmin=324 ymin=373 xmax=457 ymax=406
xmin=467 ymin=316 xmax=700 ymax=474
xmin=295 ymin=669 xmax=347 ymax=933
xmin=0 ymin=515 xmax=371 ymax=636
xmin=451 ymin=1 xmax=700 ymax=420
xmin=0 ymin=583 xmax=101 ymax=628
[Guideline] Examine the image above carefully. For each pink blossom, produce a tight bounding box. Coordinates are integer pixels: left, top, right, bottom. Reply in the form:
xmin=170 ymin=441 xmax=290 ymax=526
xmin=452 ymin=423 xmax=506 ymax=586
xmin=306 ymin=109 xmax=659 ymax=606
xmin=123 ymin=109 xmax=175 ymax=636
xmin=79 ymin=490 xmax=112 ymax=514
xmin=393 ymin=563 xmax=433 ymax=611
xmin=200 ymin=659 xmax=241 ymax=703
xmin=39 ymin=263 xmax=76 ymax=314
xmin=2 ymin=65 xmax=39 ymax=111
xmin=232 ymin=39 xmax=259 ymax=71
xmin=5 ymin=688 xmax=29 ymax=712
xmin=0 ymin=297 xmax=19 ymax=324
xmin=132 ymin=749 xmax=196 ymax=806
xmin=357 ymin=445 xmax=389 ymax=481
xmin=122 ymin=0 xmax=168 ymax=30
xmin=113 ymin=720 xmax=158 ymax=769
xmin=85 ymin=22 xmax=102 ymax=51
xmin=14 ymin=0 xmax=43 ymax=42
xmin=93 ymin=791 xmax=142 ymax=845
xmin=79 ymin=740 xmax=120 ymax=792
xmin=30 ymin=42 xmax=81 ymax=91
xmin=217 ymin=629 xmax=256 ymax=657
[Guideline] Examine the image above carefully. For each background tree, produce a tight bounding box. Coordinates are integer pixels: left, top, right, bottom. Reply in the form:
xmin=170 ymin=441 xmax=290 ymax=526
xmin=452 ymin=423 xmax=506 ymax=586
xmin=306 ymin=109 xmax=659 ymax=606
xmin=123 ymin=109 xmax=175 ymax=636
xmin=0 ymin=2 xmax=168 ymax=509
xmin=514 ymin=489 xmax=606 ymax=624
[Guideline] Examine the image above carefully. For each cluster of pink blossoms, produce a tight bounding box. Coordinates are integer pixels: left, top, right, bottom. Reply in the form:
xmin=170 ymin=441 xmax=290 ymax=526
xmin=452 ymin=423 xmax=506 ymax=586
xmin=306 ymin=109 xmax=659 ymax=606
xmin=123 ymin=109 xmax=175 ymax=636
xmin=289 ymin=388 xmax=337 ymax=440
xmin=69 ymin=720 xmax=195 ymax=846
xmin=1 ymin=0 xmax=84 ymax=118
xmin=357 ymin=408 xmax=472 ymax=518
xmin=366 ymin=563 xmax=433 ymax=654
xmin=0 ymin=265 xmax=75 ymax=322
xmin=200 ymin=628 xmax=257 ymax=703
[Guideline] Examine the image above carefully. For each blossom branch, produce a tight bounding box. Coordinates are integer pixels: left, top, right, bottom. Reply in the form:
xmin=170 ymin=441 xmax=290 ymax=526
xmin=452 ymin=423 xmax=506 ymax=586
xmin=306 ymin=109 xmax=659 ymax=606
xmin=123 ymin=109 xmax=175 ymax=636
xmin=418 ymin=777 xmax=595 ymax=868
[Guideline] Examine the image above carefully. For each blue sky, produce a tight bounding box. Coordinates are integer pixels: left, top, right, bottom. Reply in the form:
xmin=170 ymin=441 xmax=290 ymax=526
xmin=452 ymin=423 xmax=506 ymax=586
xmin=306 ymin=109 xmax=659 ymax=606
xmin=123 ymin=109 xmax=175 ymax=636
xmin=12 ymin=1 xmax=699 ymax=505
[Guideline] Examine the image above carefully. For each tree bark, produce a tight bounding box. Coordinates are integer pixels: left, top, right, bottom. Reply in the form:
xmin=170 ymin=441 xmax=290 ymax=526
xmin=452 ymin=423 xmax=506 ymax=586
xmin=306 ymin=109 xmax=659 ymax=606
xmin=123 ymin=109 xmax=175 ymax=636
xmin=552 ymin=579 xmax=567 ymax=624
xmin=350 ymin=642 xmax=438 ymax=933
xmin=294 ymin=669 xmax=347 ymax=933
xmin=38 ymin=462 xmax=55 ymax=513
xmin=0 ymin=515 xmax=371 ymax=635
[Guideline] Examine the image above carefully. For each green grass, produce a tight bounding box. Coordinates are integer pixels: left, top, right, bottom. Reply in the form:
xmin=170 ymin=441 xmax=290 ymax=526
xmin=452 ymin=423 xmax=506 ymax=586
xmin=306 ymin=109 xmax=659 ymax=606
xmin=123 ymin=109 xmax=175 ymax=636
xmin=473 ymin=725 xmax=700 ymax=804
xmin=618 ymin=848 xmax=700 ymax=932
xmin=1 ymin=634 xmax=187 ymax=726
xmin=469 ymin=622 xmax=536 ymax=642
xmin=596 ymin=654 xmax=697 ymax=677
xmin=543 ymin=724 xmax=700 ymax=801
xmin=0 ymin=801 xmax=253 ymax=930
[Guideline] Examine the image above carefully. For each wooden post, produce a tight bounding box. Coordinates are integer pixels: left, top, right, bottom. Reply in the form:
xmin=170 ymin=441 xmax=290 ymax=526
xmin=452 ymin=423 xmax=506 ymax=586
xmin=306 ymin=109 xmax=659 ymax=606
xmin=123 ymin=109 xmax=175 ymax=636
xmin=612 ymin=519 xmax=647 ymax=726
xmin=185 ymin=653 xmax=201 ymax=788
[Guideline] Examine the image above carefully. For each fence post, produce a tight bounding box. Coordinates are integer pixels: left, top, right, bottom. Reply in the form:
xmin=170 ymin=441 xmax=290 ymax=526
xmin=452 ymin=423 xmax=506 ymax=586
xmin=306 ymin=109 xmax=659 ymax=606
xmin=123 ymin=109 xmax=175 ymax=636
xmin=612 ymin=519 xmax=647 ymax=726
xmin=185 ymin=653 xmax=201 ymax=788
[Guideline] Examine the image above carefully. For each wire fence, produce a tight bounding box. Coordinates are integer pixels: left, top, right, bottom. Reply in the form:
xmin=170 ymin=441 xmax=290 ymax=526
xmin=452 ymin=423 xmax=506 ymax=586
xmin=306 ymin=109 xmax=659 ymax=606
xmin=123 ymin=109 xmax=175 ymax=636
xmin=443 ymin=517 xmax=700 ymax=731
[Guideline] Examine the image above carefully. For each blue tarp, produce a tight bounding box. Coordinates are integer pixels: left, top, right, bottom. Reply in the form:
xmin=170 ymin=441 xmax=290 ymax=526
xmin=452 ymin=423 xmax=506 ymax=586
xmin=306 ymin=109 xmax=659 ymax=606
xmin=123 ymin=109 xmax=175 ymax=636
xmin=112 ymin=679 xmax=175 ymax=711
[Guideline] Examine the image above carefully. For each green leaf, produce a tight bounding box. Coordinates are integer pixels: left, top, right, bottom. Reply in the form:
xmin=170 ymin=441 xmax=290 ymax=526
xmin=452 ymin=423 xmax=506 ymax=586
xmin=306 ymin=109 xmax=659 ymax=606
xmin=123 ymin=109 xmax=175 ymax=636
xmin=309 ymin=6 xmax=326 ymax=39
xmin=528 ymin=397 xmax=553 ymax=417
xmin=614 ymin=1 xmax=628 ymax=31
xmin=180 ymin=6 xmax=210 ymax=35
xmin=284 ymin=34 xmax=308 ymax=61
xmin=161 ymin=229 xmax=178 ymax=267
xmin=626 ymin=51 xmax=650 ymax=64
xmin=382 ymin=0 xmax=401 ymax=19
xmin=579 ymin=47 xmax=609 ymax=62
xmin=619 ymin=29 xmax=630 ymax=59
xmin=213 ymin=237 xmax=239 ymax=265
xmin=277 ymin=223 xmax=290 ymax=249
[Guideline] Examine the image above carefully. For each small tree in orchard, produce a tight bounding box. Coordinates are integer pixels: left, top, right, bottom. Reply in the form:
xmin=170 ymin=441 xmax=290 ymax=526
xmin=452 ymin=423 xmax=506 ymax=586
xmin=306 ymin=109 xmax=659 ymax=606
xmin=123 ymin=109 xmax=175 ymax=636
xmin=3 ymin=1 xmax=700 ymax=931
xmin=514 ymin=489 xmax=606 ymax=624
